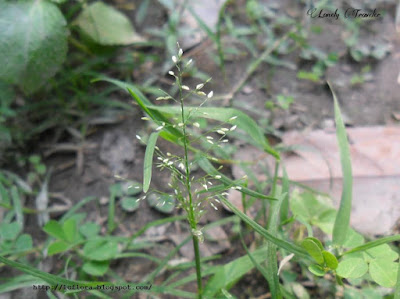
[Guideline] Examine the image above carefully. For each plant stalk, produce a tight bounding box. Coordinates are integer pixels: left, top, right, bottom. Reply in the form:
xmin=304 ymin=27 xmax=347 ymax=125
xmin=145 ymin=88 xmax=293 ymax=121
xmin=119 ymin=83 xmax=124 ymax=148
xmin=178 ymin=70 xmax=203 ymax=298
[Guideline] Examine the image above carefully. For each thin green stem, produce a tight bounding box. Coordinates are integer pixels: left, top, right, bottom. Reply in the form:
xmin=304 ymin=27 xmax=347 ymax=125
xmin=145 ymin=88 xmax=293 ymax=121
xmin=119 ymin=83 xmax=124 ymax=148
xmin=177 ymin=65 xmax=203 ymax=299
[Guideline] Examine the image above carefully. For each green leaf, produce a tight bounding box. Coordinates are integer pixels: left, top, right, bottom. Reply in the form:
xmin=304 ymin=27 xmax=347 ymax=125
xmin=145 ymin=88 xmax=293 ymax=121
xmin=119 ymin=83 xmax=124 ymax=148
xmin=83 ymin=240 xmax=118 ymax=261
xmin=198 ymin=156 xmax=277 ymax=201
xmin=43 ymin=220 xmax=66 ymax=241
xmin=79 ymin=222 xmax=100 ymax=238
xmin=147 ymin=105 xmax=279 ymax=159
xmin=342 ymin=234 xmax=400 ymax=256
xmin=395 ymin=261 xmax=400 ymax=299
xmin=82 ymin=261 xmax=110 ymax=277
xmin=147 ymin=194 xmax=176 ymax=214
xmin=329 ymin=83 xmax=353 ymax=246
xmin=75 ymin=2 xmax=143 ymax=45
xmin=121 ymin=197 xmax=140 ymax=212
xmin=15 ymin=234 xmax=33 ymax=251
xmin=0 ymin=1 xmax=68 ymax=94
xmin=369 ymin=259 xmax=398 ymax=288
xmin=336 ymin=258 xmax=368 ymax=279
xmin=0 ymin=255 xmax=111 ymax=289
xmin=322 ymin=251 xmax=338 ymax=270
xmin=363 ymin=244 xmax=399 ymax=262
xmin=301 ymin=239 xmax=324 ymax=265
xmin=143 ymin=132 xmax=159 ymax=193
xmin=304 ymin=237 xmax=323 ymax=250
xmin=0 ymin=222 xmax=21 ymax=241
xmin=343 ymin=229 xmax=364 ymax=248
xmin=63 ymin=218 xmax=77 ymax=243
xmin=308 ymin=264 xmax=325 ymax=276
xmin=122 ymin=181 xmax=142 ymax=196
xmin=47 ymin=240 xmax=71 ymax=256
xmin=219 ymin=195 xmax=308 ymax=258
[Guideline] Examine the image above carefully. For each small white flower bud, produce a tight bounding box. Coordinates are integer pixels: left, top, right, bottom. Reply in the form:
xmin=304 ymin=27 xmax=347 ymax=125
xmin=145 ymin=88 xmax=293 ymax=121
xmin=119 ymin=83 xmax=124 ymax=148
xmin=193 ymin=122 xmax=200 ymax=128
xmin=172 ymin=56 xmax=177 ymax=63
xmin=182 ymin=85 xmax=189 ymax=90
xmin=168 ymin=71 xmax=174 ymax=76
xmin=196 ymin=83 xmax=204 ymax=90
xmin=178 ymin=48 xmax=183 ymax=57
xmin=207 ymin=91 xmax=213 ymax=98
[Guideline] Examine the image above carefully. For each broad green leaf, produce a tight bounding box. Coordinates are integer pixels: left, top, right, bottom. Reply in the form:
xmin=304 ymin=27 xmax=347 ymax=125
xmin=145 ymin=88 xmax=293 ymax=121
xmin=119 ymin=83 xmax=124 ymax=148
xmin=15 ymin=234 xmax=33 ymax=251
xmin=75 ymin=2 xmax=143 ymax=45
xmin=301 ymin=239 xmax=324 ymax=265
xmin=122 ymin=181 xmax=142 ymax=196
xmin=363 ymin=244 xmax=399 ymax=262
xmin=369 ymin=259 xmax=398 ymax=288
xmin=147 ymin=194 xmax=176 ymax=214
xmin=0 ymin=222 xmax=21 ymax=241
xmin=304 ymin=237 xmax=323 ymax=250
xmin=336 ymin=258 xmax=368 ymax=279
xmin=322 ymin=251 xmax=338 ymax=270
xmin=143 ymin=132 xmax=159 ymax=193
xmin=47 ymin=240 xmax=71 ymax=256
xmin=329 ymin=83 xmax=353 ymax=246
xmin=79 ymin=222 xmax=100 ymax=238
xmin=121 ymin=197 xmax=140 ymax=212
xmin=308 ymin=264 xmax=325 ymax=276
xmin=63 ymin=218 xmax=77 ymax=243
xmin=43 ymin=220 xmax=66 ymax=241
xmin=0 ymin=0 xmax=68 ymax=94
xmin=343 ymin=228 xmax=365 ymax=248
xmin=83 ymin=240 xmax=118 ymax=261
xmin=82 ymin=261 xmax=110 ymax=276
xmin=219 ymin=195 xmax=308 ymax=258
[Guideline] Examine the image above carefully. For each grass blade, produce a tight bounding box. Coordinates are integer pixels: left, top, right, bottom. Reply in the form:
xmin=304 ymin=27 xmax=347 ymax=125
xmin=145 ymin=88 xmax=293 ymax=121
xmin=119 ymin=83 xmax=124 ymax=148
xmin=143 ymin=132 xmax=160 ymax=193
xmin=341 ymin=234 xmax=400 ymax=256
xmin=329 ymin=83 xmax=353 ymax=246
xmin=218 ymin=195 xmax=308 ymax=258
xmin=197 ymin=156 xmax=277 ymax=201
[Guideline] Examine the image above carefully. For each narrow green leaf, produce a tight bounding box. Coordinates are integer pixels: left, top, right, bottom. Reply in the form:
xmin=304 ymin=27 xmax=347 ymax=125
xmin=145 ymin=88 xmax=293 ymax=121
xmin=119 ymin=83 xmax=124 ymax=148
xmin=329 ymin=83 xmax=353 ymax=246
xmin=219 ymin=195 xmax=308 ymax=258
xmin=0 ymin=255 xmax=111 ymax=288
xmin=301 ymin=239 xmax=324 ymax=265
xmin=143 ymin=132 xmax=159 ymax=193
xmin=336 ymin=258 xmax=368 ymax=279
xmin=369 ymin=259 xmax=398 ymax=288
xmin=10 ymin=186 xmax=23 ymax=228
xmin=342 ymin=234 xmax=400 ymax=256
xmin=322 ymin=251 xmax=338 ymax=270
xmin=197 ymin=156 xmax=277 ymax=201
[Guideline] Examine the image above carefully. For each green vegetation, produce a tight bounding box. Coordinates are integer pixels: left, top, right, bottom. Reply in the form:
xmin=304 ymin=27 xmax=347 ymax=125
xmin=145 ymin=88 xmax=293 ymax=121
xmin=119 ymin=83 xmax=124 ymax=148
xmin=1 ymin=1 xmax=399 ymax=298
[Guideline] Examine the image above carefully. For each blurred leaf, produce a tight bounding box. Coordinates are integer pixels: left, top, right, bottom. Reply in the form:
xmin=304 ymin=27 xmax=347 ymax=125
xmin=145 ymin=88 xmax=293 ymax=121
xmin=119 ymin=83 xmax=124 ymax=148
xmin=122 ymin=181 xmax=142 ymax=196
xmin=369 ymin=259 xmax=398 ymax=288
xmin=143 ymin=132 xmax=159 ymax=193
xmin=83 ymin=239 xmax=118 ymax=261
xmin=336 ymin=258 xmax=368 ymax=279
xmin=308 ymin=264 xmax=325 ymax=276
xmin=48 ymin=240 xmax=71 ymax=256
xmin=0 ymin=222 xmax=22 ymax=241
xmin=0 ymin=1 xmax=67 ymax=94
xmin=330 ymin=84 xmax=353 ymax=247
xmin=75 ymin=2 xmax=144 ymax=45
xmin=121 ymin=197 xmax=140 ymax=212
xmin=82 ymin=261 xmax=110 ymax=276
xmin=79 ymin=222 xmax=100 ymax=238
xmin=363 ymin=244 xmax=399 ymax=262
xmin=63 ymin=218 xmax=77 ymax=243
xmin=343 ymin=229 xmax=364 ymax=248
xmin=43 ymin=220 xmax=66 ymax=241
xmin=147 ymin=194 xmax=176 ymax=214
xmin=301 ymin=238 xmax=324 ymax=265
xmin=322 ymin=251 xmax=338 ymax=270
xmin=15 ymin=234 xmax=33 ymax=251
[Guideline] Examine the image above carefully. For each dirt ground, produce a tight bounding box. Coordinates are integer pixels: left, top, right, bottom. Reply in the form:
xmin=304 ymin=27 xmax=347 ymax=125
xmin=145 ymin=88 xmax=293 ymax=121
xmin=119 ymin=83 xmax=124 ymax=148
xmin=3 ymin=0 xmax=400 ymax=298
